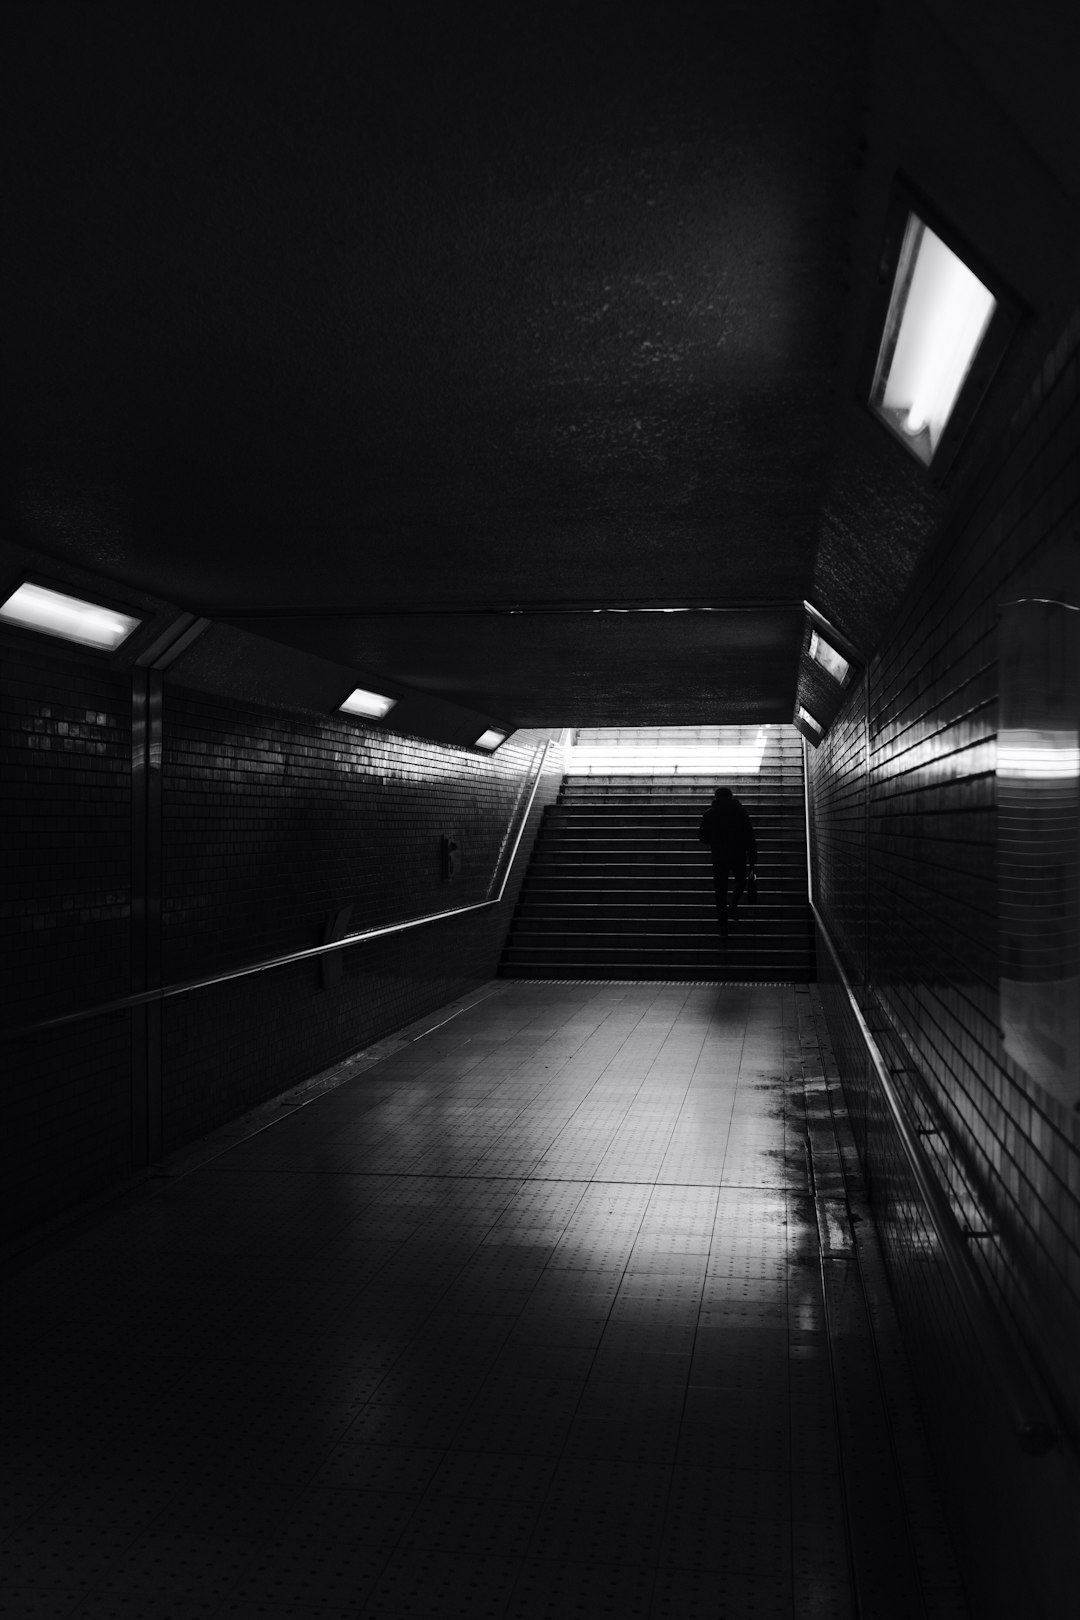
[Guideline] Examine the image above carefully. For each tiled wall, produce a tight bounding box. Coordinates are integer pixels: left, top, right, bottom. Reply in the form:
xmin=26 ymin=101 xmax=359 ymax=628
xmin=159 ymin=691 xmax=562 ymax=1148
xmin=1 ymin=652 xmax=562 ymax=1238
xmin=1 ymin=644 xmax=134 ymax=1238
xmin=1 ymin=645 xmax=132 ymax=1021
xmin=807 ymin=308 xmax=1080 ymax=1619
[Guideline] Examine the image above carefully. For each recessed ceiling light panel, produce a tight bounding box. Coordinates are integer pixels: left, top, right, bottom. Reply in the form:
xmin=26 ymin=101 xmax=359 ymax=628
xmin=797 ymin=705 xmax=823 ymax=738
xmin=0 ymin=581 xmax=142 ymax=650
xmin=475 ymin=729 xmax=507 ymax=751
xmin=808 ymin=629 xmax=851 ymax=685
xmin=870 ymin=212 xmax=997 ymax=466
xmin=339 ymin=687 xmax=396 ymax=720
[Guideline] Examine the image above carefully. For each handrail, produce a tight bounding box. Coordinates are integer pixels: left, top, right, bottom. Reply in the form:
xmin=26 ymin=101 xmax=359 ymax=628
xmin=3 ymin=738 xmax=558 ymax=1043
xmin=811 ymin=906 xmax=1059 ymax=1455
xmin=486 ymin=737 xmax=557 ymax=904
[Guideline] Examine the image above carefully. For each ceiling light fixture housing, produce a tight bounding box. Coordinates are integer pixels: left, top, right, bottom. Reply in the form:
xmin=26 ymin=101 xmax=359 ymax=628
xmin=474 ymin=729 xmax=507 ymax=751
xmin=864 ymin=181 xmax=1021 ymax=479
xmin=808 ymin=628 xmax=851 ymax=686
xmin=339 ymin=686 xmax=397 ymax=720
xmin=796 ymin=705 xmax=824 ymax=747
xmin=0 ymin=579 xmax=142 ymax=651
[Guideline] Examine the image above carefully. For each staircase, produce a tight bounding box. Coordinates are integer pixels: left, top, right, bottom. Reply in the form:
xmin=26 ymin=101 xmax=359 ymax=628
xmin=500 ymin=726 xmax=814 ymax=981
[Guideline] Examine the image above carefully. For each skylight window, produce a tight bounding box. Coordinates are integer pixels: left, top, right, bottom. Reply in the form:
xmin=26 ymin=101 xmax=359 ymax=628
xmin=0 ymin=581 xmax=141 ymax=650
xmin=339 ymin=687 xmax=396 ymax=720
xmin=475 ymin=729 xmax=507 ymax=751
xmin=808 ymin=629 xmax=850 ymax=685
xmin=797 ymin=706 xmax=823 ymax=739
xmin=870 ymin=212 xmax=997 ymax=466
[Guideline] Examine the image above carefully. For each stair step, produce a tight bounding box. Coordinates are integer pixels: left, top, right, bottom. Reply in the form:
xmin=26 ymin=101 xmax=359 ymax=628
xmin=555 ymin=809 xmax=798 ymax=819
xmin=530 ymin=848 xmax=804 ymax=859
xmin=500 ymin=756 xmax=814 ymax=982
xmin=514 ymin=912 xmax=810 ymax=927
xmin=501 ymin=946 xmax=816 ymax=959
xmin=520 ymin=881 xmax=808 ymax=895
xmin=525 ymin=865 xmax=806 ymax=879
xmin=521 ymin=872 xmax=806 ymax=883
xmin=501 ymin=939 xmax=816 ymax=946
xmin=503 ymin=967 xmax=815 ymax=979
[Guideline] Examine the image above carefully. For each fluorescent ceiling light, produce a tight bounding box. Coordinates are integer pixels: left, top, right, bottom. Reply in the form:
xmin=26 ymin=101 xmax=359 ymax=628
xmin=871 ymin=213 xmax=997 ymax=466
xmin=808 ymin=629 xmax=850 ymax=684
xmin=475 ymin=729 xmax=507 ymax=751
xmin=797 ymin=706 xmax=823 ymax=738
xmin=340 ymin=686 xmax=396 ymax=720
xmin=0 ymin=581 xmax=141 ymax=650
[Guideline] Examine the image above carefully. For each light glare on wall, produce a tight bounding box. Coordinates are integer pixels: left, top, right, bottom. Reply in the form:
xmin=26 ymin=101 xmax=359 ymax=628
xmin=0 ymin=581 xmax=142 ymax=651
xmin=808 ymin=629 xmax=850 ymax=685
xmin=475 ymin=729 xmax=507 ymax=751
xmin=871 ymin=213 xmax=997 ymax=466
xmin=998 ymin=728 xmax=1080 ymax=780
xmin=340 ymin=687 xmax=396 ymax=720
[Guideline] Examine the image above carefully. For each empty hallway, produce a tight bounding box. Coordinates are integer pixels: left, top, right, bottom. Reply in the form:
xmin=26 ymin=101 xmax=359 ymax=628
xmin=4 ymin=982 xmax=965 ymax=1618
xmin=5 ymin=6 xmax=1080 ymax=1617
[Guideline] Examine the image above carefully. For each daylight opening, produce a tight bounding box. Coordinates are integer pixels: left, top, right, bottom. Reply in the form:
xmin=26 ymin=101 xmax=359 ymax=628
xmin=567 ymin=725 xmax=770 ymax=775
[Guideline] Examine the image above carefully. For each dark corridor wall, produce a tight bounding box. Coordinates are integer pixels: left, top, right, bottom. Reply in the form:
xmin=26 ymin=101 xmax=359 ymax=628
xmin=1 ymin=659 xmax=562 ymax=1240
xmin=807 ymin=306 xmax=1080 ymax=1618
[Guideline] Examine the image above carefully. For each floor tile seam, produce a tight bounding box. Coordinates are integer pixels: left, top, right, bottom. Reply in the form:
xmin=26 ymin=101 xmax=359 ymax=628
xmin=333 ymin=1169 xmax=595 ymax=1414
xmin=558 ymin=992 xmax=698 ymax=1085
xmin=493 ymin=1166 xmax=671 ymax=1530
xmin=471 ymin=1021 xmax=635 ymax=1090
xmin=705 ymin=1005 xmax=752 ymax=1189
xmin=7 ymin=1475 xmax=237 ymax=1609
xmin=608 ymin=1013 xmax=722 ymax=1173
xmin=533 ymin=1028 xmax=692 ymax=1155
xmin=627 ymin=1172 xmax=722 ymax=1566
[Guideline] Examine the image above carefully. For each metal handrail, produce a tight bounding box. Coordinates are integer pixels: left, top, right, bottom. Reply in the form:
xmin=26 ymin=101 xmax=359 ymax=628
xmin=810 ymin=905 xmax=1059 ymax=1455
xmin=3 ymin=737 xmax=558 ymax=1043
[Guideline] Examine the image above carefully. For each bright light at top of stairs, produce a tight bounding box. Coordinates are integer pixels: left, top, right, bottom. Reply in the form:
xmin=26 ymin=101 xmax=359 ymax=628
xmin=566 ymin=727 xmax=769 ymax=775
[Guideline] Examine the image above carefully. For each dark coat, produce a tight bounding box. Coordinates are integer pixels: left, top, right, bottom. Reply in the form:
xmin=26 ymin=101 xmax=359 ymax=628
xmin=698 ymin=797 xmax=757 ymax=863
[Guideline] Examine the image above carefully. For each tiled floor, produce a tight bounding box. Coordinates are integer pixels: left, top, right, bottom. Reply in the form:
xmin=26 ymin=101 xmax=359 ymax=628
xmin=3 ymin=981 xmax=969 ymax=1619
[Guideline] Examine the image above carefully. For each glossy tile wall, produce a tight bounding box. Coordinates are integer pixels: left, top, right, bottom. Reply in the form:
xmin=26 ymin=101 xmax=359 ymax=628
xmin=0 ymin=652 xmax=563 ymax=1241
xmin=1 ymin=643 xmax=134 ymax=1238
xmin=807 ymin=306 xmax=1080 ymax=1619
xmin=1 ymin=644 xmax=131 ymax=1021
xmin=159 ymin=691 xmax=563 ymax=1150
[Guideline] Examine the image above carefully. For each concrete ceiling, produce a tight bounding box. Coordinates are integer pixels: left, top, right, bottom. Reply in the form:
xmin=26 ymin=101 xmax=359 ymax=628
xmin=3 ymin=2 xmax=1078 ymax=728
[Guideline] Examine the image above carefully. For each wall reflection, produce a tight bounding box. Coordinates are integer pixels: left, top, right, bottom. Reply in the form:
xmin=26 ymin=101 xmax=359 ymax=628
xmin=997 ymin=597 xmax=1080 ymax=1107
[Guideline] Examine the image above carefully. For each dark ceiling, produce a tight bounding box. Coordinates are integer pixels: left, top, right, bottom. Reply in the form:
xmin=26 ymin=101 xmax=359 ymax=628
xmin=3 ymin=2 xmax=1079 ymax=728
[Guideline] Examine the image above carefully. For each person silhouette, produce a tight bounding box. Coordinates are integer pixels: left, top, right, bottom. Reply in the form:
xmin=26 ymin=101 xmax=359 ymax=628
xmin=698 ymin=786 xmax=757 ymax=941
